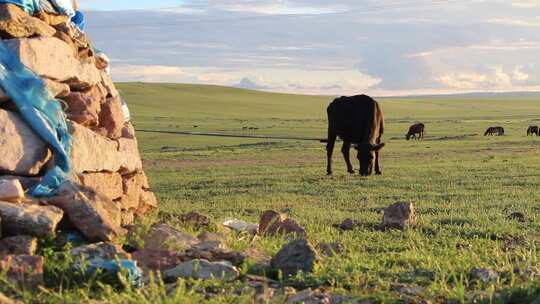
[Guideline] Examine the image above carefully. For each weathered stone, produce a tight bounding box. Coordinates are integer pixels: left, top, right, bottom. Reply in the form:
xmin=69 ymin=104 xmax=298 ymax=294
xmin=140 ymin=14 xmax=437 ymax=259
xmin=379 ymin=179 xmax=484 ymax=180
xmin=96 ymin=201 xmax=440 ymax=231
xmin=101 ymin=200 xmax=122 ymax=228
xmin=316 ymin=242 xmax=344 ymax=257
xmin=117 ymin=138 xmax=144 ymax=174
xmin=78 ymin=172 xmax=123 ymax=201
xmin=71 ymin=242 xmax=130 ymax=261
xmin=49 ymin=187 xmax=126 ymax=242
xmin=99 ymin=70 xmax=119 ymax=98
xmin=0 ymin=201 xmax=63 ymax=238
xmin=163 ymin=259 xmax=239 ymax=282
xmin=223 ymin=219 xmax=258 ymax=234
xmin=198 ymin=232 xmax=225 ymax=243
xmin=5 ymin=37 xmax=101 ymax=88
xmin=63 ymin=86 xmax=105 ymax=127
xmin=259 ymin=210 xmax=307 ymax=238
xmin=43 ymin=78 xmax=70 ymax=98
xmin=382 ymin=202 xmax=417 ymax=230
xmin=137 ymin=190 xmax=157 ymax=216
xmin=0 ymin=4 xmax=55 ymax=39
xmin=0 ymin=179 xmax=24 ymax=203
xmin=97 ymin=97 xmax=124 ymax=139
xmin=35 ymin=11 xmax=69 ymax=26
xmin=0 ymin=176 xmax=40 ymax=191
xmin=132 ymin=249 xmax=183 ymax=271
xmin=0 ymin=236 xmax=38 ymax=256
xmin=142 ymin=223 xmax=199 ymax=251
xmin=270 ymin=239 xmax=318 ymax=278
xmin=179 ymin=212 xmax=210 ymax=229
xmin=70 ymin=122 xmax=143 ymax=174
xmin=0 ymin=109 xmax=52 ymax=176
xmin=121 ymin=210 xmax=134 ymax=226
xmin=119 ymin=172 xmax=146 ymax=210
xmin=333 ymin=218 xmax=359 ymax=231
xmin=121 ymin=122 xmax=136 ymax=139
xmin=469 ymin=268 xmax=499 ymax=283
xmin=0 ymin=255 xmax=44 ymax=288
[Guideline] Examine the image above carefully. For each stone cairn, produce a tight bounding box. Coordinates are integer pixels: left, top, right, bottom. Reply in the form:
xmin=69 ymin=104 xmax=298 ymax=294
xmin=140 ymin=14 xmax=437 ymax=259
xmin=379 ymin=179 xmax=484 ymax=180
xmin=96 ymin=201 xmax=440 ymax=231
xmin=0 ymin=3 xmax=157 ymax=286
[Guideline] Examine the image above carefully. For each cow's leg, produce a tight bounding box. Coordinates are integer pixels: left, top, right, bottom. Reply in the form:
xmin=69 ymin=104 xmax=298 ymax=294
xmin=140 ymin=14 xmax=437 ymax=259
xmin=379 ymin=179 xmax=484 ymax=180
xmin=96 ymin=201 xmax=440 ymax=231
xmin=326 ymin=133 xmax=337 ymax=175
xmin=341 ymin=141 xmax=354 ymax=174
xmin=375 ymin=150 xmax=382 ymax=175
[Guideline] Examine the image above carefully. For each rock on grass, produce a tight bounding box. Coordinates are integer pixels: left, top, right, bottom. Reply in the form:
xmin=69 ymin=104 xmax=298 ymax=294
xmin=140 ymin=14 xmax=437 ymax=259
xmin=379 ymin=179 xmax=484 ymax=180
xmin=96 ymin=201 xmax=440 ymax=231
xmin=163 ymin=259 xmax=239 ymax=282
xmin=271 ymin=239 xmax=319 ymax=278
xmin=381 ymin=202 xmax=417 ymax=230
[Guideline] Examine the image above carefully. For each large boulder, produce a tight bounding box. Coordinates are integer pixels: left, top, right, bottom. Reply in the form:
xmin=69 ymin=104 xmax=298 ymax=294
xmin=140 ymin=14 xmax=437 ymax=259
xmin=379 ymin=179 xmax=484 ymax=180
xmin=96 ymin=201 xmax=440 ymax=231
xmin=70 ymin=122 xmax=143 ymax=174
xmin=5 ymin=37 xmax=101 ymax=89
xmin=270 ymin=239 xmax=319 ymax=278
xmin=0 ymin=109 xmax=52 ymax=176
xmin=119 ymin=172 xmax=149 ymax=210
xmin=63 ymin=89 xmax=103 ymax=127
xmin=97 ymin=96 xmax=124 ymax=139
xmin=49 ymin=188 xmax=126 ymax=242
xmin=42 ymin=78 xmax=70 ymax=98
xmin=0 ymin=179 xmax=24 ymax=203
xmin=0 ymin=4 xmax=55 ymax=39
xmin=0 ymin=201 xmax=63 ymax=238
xmin=78 ymin=172 xmax=123 ymax=201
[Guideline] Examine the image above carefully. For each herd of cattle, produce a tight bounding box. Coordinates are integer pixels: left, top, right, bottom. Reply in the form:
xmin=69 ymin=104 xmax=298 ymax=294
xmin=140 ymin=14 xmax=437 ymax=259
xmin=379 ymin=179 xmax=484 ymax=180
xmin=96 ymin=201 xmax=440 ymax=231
xmin=325 ymin=94 xmax=539 ymax=176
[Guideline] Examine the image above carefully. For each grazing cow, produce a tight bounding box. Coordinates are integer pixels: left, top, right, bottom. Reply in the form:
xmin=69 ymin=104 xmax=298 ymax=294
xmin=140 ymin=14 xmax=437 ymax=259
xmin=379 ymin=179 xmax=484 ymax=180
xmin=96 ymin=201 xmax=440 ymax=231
xmin=484 ymin=126 xmax=504 ymax=136
xmin=527 ymin=125 xmax=539 ymax=136
xmin=326 ymin=95 xmax=385 ymax=176
xmin=406 ymin=123 xmax=425 ymax=141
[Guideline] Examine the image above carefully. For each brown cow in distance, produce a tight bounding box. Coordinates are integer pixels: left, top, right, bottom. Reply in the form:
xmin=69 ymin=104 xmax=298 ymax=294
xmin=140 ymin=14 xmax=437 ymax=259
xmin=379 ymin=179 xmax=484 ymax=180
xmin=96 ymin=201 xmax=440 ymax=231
xmin=527 ymin=125 xmax=539 ymax=136
xmin=326 ymin=95 xmax=385 ymax=176
xmin=484 ymin=126 xmax=504 ymax=136
xmin=406 ymin=123 xmax=425 ymax=140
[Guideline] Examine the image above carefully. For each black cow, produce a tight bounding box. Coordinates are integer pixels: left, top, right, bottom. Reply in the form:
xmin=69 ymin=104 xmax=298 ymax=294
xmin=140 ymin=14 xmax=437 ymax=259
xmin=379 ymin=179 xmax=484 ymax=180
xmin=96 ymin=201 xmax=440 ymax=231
xmin=326 ymin=95 xmax=385 ymax=176
xmin=484 ymin=126 xmax=504 ymax=136
xmin=406 ymin=123 xmax=425 ymax=140
xmin=527 ymin=125 xmax=539 ymax=136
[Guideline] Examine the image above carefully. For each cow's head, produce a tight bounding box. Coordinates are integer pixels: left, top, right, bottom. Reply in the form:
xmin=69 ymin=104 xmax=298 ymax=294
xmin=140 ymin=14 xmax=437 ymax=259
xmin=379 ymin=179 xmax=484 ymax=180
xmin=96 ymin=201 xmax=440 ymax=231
xmin=353 ymin=143 xmax=385 ymax=176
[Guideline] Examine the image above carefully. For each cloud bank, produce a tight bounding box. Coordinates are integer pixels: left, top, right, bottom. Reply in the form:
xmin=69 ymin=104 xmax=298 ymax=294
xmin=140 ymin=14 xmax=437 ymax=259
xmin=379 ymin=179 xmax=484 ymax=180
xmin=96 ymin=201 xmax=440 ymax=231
xmin=83 ymin=0 xmax=540 ymax=95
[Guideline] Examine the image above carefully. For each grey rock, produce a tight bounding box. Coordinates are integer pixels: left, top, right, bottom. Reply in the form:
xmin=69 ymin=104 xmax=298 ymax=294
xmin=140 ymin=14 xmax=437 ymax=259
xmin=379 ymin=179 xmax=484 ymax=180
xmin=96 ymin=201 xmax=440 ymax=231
xmin=382 ymin=202 xmax=417 ymax=230
xmin=470 ymin=268 xmax=499 ymax=283
xmin=271 ymin=239 xmax=319 ymax=278
xmin=163 ymin=259 xmax=239 ymax=281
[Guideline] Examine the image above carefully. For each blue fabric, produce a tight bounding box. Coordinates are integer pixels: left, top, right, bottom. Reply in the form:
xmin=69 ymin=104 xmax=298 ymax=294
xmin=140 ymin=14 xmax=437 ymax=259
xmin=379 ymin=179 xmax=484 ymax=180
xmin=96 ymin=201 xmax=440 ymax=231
xmin=0 ymin=0 xmax=40 ymax=14
xmin=0 ymin=0 xmax=75 ymax=16
xmin=85 ymin=259 xmax=143 ymax=287
xmin=71 ymin=10 xmax=85 ymax=31
xmin=49 ymin=0 xmax=75 ymax=17
xmin=0 ymin=41 xmax=72 ymax=197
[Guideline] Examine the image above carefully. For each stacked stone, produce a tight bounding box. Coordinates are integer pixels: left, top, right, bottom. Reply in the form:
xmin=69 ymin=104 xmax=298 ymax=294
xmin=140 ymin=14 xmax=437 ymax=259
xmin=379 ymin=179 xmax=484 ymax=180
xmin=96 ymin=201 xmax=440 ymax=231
xmin=0 ymin=2 xmax=157 ymax=254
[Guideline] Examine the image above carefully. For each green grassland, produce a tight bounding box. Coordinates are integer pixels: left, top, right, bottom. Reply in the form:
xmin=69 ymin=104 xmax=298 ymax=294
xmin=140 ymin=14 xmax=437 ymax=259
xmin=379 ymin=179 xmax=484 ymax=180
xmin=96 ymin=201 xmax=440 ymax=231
xmin=118 ymin=83 xmax=540 ymax=303
xmin=6 ymin=83 xmax=540 ymax=303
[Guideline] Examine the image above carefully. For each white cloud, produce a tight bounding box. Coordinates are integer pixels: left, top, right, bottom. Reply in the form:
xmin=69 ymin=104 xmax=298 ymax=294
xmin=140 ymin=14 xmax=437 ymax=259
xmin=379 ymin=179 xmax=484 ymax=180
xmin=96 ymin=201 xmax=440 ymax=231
xmin=485 ymin=18 xmax=540 ymax=27
xmin=85 ymin=0 xmax=540 ymax=95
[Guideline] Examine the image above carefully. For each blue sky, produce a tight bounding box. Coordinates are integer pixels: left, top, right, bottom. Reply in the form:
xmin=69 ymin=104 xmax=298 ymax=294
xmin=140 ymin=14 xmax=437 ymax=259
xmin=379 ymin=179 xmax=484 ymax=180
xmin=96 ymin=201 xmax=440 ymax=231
xmin=80 ymin=0 xmax=182 ymax=10
xmin=80 ymin=0 xmax=540 ymax=96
